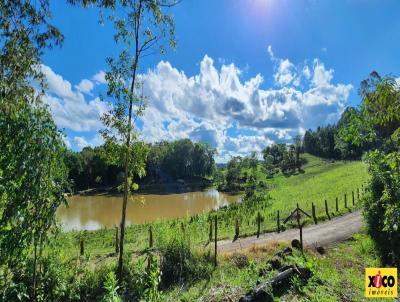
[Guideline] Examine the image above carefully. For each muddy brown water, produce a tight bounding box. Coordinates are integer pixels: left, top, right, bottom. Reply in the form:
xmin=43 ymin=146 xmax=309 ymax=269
xmin=57 ymin=189 xmax=241 ymax=231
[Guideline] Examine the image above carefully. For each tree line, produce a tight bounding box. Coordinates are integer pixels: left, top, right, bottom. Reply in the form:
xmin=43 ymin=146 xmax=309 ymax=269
xmin=303 ymin=108 xmax=371 ymax=160
xmin=64 ymin=139 xmax=216 ymax=192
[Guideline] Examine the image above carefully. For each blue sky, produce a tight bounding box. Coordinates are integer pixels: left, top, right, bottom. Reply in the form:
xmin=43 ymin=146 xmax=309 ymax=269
xmin=42 ymin=0 xmax=400 ymax=162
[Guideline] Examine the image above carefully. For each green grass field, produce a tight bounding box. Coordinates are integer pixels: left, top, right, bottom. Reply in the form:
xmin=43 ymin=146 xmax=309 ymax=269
xmin=55 ymin=154 xmax=370 ymax=262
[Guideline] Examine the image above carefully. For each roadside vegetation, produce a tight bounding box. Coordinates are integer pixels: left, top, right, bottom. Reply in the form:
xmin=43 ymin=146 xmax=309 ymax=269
xmin=163 ymin=233 xmax=392 ymax=302
xmin=1 ymin=0 xmax=399 ymax=300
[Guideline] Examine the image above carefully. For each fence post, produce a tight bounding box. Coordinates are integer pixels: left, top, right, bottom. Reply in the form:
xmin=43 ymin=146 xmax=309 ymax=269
xmin=234 ymin=218 xmax=239 ymax=240
xmin=209 ymin=219 xmax=213 ymax=242
xmin=181 ymin=222 xmax=186 ymax=238
xmin=149 ymin=225 xmax=153 ymax=248
xmin=335 ymin=196 xmax=339 ymax=212
xmin=277 ymin=210 xmax=280 ymax=233
xmin=312 ymin=202 xmax=317 ymax=224
xmin=115 ymin=225 xmax=119 ymax=254
xmin=257 ymin=212 xmax=261 ymax=238
xmin=325 ymin=199 xmax=331 ymax=220
xmin=214 ymin=215 xmax=218 ymax=267
xmin=297 ymin=203 xmax=303 ymax=252
xmin=344 ymin=193 xmax=347 ymax=208
xmin=352 ymin=191 xmax=355 ymax=206
xmin=80 ymin=240 xmax=84 ymax=257
xmin=357 ymin=188 xmax=360 ymax=201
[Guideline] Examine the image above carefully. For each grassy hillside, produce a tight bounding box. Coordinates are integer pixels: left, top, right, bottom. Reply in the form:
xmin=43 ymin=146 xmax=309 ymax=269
xmin=266 ymin=154 xmax=369 ymax=220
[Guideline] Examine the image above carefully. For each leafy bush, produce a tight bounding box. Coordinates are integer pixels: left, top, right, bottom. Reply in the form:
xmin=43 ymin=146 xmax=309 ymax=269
xmin=364 ymin=151 xmax=400 ymax=266
xmin=159 ymin=236 xmax=212 ymax=288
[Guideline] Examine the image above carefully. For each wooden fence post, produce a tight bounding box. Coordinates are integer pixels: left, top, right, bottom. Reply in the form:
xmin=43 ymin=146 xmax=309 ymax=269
xmin=357 ymin=188 xmax=360 ymax=201
xmin=234 ymin=218 xmax=239 ymax=240
xmin=214 ymin=215 xmax=218 ymax=267
xmin=344 ymin=193 xmax=347 ymax=208
xmin=209 ymin=219 xmax=213 ymax=242
xmin=352 ymin=191 xmax=355 ymax=206
xmin=325 ymin=200 xmax=330 ymax=220
xmin=312 ymin=202 xmax=317 ymax=224
xmin=257 ymin=212 xmax=261 ymax=238
xmin=335 ymin=196 xmax=339 ymax=212
xmin=180 ymin=222 xmax=185 ymax=239
xmin=149 ymin=225 xmax=153 ymax=248
xmin=296 ymin=203 xmax=303 ymax=252
xmin=115 ymin=225 xmax=119 ymax=254
xmin=80 ymin=240 xmax=84 ymax=257
xmin=277 ymin=210 xmax=280 ymax=233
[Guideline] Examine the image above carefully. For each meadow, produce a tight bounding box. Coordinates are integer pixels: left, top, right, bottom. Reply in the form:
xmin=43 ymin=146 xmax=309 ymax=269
xmin=55 ymin=154 xmax=369 ymax=262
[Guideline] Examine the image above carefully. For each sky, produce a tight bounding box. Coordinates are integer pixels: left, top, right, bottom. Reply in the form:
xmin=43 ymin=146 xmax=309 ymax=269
xmin=41 ymin=0 xmax=400 ymax=162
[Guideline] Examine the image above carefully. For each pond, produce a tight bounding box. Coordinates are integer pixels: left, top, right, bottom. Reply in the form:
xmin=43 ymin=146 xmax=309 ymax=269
xmin=57 ymin=189 xmax=241 ymax=231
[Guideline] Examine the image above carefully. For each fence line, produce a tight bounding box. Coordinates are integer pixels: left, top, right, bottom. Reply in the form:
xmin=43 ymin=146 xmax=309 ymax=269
xmin=78 ymin=184 xmax=367 ymax=255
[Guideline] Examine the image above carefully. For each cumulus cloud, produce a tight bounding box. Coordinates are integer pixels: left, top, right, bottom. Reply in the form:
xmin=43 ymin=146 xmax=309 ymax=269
xmin=75 ymin=79 xmax=94 ymax=95
xmin=42 ymin=65 xmax=108 ymax=133
xmin=73 ymin=134 xmax=103 ymax=150
xmin=92 ymin=70 xmax=107 ymax=84
xmin=137 ymin=50 xmax=352 ymax=160
xmin=43 ymin=48 xmax=352 ymax=160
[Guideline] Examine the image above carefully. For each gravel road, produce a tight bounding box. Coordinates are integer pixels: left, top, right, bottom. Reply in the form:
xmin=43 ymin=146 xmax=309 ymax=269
xmin=218 ymin=210 xmax=363 ymax=253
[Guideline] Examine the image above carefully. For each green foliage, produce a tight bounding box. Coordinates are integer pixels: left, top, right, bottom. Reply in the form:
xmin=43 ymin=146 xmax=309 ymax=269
xmin=102 ymin=272 xmax=121 ymax=302
xmin=262 ymin=142 xmax=303 ymax=176
xmin=0 ymin=100 xmax=68 ymax=264
xmin=363 ymin=151 xmax=400 ymax=265
xmin=159 ymin=236 xmax=212 ymax=288
xmin=224 ymin=156 xmax=243 ymax=191
xmin=146 ymin=139 xmax=216 ymax=181
xmin=341 ymin=71 xmax=400 ymax=266
xmin=0 ymin=0 xmax=63 ymax=108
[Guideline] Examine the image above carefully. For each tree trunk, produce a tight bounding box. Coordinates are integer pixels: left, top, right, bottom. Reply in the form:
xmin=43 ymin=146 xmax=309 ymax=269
xmin=32 ymin=237 xmax=38 ymax=302
xmin=117 ymin=21 xmax=141 ymax=281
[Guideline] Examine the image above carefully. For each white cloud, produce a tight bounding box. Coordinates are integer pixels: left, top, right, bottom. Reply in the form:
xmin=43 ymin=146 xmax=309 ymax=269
xmin=303 ymin=65 xmax=311 ymax=79
xmin=74 ymin=136 xmax=89 ymax=149
xmin=62 ymin=136 xmax=71 ymax=149
xmin=73 ymin=134 xmax=103 ymax=150
xmin=43 ymin=48 xmax=352 ymax=161
xmin=312 ymin=59 xmax=334 ymax=87
xmin=138 ymin=51 xmax=352 ymax=161
xmin=92 ymin=70 xmax=107 ymax=84
xmin=75 ymin=79 xmax=94 ymax=95
xmin=274 ymin=59 xmax=297 ymax=86
xmin=42 ymin=65 xmax=108 ymax=132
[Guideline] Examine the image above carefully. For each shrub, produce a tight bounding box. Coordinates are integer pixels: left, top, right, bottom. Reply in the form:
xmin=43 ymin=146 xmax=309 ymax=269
xmin=159 ymin=236 xmax=212 ymax=288
xmin=363 ymin=151 xmax=400 ymax=266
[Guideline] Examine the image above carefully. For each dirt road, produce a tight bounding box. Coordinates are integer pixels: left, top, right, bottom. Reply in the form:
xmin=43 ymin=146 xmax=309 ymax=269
xmin=218 ymin=210 xmax=363 ymax=253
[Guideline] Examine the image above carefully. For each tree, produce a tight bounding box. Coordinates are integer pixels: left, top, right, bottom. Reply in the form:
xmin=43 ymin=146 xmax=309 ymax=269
xmin=293 ymin=135 xmax=302 ymax=171
xmin=69 ymin=0 xmax=178 ymax=281
xmin=0 ymin=1 xmax=66 ymax=300
xmin=340 ymin=71 xmax=400 ymax=266
xmin=225 ymin=156 xmax=242 ymax=191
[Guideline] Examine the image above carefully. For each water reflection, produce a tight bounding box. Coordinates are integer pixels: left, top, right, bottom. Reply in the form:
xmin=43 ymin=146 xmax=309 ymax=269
xmin=57 ymin=189 xmax=241 ymax=231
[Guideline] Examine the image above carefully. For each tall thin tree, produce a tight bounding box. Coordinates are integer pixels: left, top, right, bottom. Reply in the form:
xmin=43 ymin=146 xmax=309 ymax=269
xmin=70 ymin=0 xmax=178 ymax=281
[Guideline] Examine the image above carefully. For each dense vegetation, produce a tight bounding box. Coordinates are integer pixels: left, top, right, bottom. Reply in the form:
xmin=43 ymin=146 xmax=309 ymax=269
xmin=303 ymin=108 xmax=370 ymax=160
xmin=1 ymin=0 xmax=398 ymax=300
xmin=64 ymin=139 xmax=215 ymax=192
xmin=339 ymin=72 xmax=400 ymax=267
